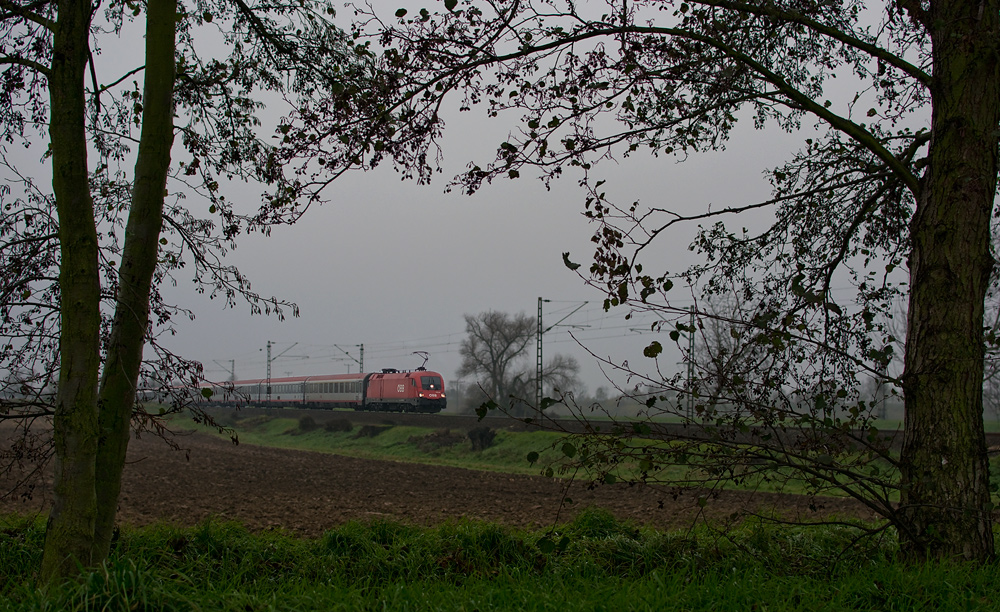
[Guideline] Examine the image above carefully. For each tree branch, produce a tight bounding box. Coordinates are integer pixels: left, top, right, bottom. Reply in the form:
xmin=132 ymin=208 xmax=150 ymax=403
xmin=0 ymin=0 xmax=55 ymax=29
xmin=0 ymin=55 xmax=51 ymax=77
xmin=692 ymin=0 xmax=931 ymax=86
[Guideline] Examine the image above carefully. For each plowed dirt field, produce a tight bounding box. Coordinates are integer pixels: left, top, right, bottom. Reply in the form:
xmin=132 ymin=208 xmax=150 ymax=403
xmin=1 ymin=429 xmax=879 ymax=535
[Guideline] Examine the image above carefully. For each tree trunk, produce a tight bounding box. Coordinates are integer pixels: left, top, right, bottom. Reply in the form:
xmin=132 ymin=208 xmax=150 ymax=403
xmin=900 ymin=0 xmax=1000 ymax=561
xmin=40 ymin=0 xmax=101 ymax=582
xmin=92 ymin=0 xmax=176 ymax=562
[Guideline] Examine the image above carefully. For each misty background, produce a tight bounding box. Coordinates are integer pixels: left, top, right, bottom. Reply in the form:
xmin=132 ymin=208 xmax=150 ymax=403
xmin=160 ymin=99 xmax=803 ymax=401
xmin=4 ymin=1 xmax=824 ymax=407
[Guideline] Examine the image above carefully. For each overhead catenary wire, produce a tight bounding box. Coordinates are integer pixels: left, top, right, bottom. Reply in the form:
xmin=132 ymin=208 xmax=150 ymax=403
xmin=198 ymin=284 xmax=877 ymax=381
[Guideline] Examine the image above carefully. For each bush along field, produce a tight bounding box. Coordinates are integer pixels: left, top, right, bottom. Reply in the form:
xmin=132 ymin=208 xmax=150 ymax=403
xmin=179 ymin=412 xmax=790 ymax=488
xmin=179 ymin=413 xmax=950 ymax=498
xmin=178 ymin=412 xmax=570 ymax=476
xmin=2 ymin=509 xmax=997 ymax=612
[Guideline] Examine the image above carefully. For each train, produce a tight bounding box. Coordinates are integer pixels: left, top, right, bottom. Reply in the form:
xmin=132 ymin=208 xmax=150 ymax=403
xmin=201 ymin=367 xmax=447 ymax=413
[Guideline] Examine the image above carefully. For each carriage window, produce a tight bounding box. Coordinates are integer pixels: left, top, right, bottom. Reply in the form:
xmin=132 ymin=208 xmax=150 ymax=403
xmin=421 ymin=376 xmax=442 ymax=390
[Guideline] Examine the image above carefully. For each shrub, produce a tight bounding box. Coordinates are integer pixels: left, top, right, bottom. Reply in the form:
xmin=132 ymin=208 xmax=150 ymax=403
xmin=467 ymin=426 xmax=497 ymax=451
xmin=408 ymin=429 xmax=465 ymax=453
xmin=298 ymin=416 xmax=318 ymax=432
xmin=353 ymin=425 xmax=392 ymax=439
xmin=325 ymin=418 xmax=353 ymax=433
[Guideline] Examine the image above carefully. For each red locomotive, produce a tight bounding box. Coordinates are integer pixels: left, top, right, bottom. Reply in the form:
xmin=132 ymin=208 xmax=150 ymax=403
xmin=203 ymin=367 xmax=446 ymax=413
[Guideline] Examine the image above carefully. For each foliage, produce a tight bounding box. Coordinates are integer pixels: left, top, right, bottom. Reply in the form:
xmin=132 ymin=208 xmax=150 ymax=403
xmin=0 ymin=0 xmax=417 ymax=461
xmin=408 ymin=428 xmax=465 ymax=453
xmin=323 ymin=418 xmax=353 ymax=433
xmin=179 ymin=414 xmax=564 ymax=476
xmin=2 ymin=513 xmax=999 ymax=611
xmin=1 ymin=0 xmax=442 ymax=579
xmin=344 ymin=0 xmax=1000 ymax=560
xmin=467 ymin=426 xmax=497 ymax=451
xmin=351 ymin=424 xmax=393 ymax=439
xmin=296 ymin=415 xmax=318 ymax=433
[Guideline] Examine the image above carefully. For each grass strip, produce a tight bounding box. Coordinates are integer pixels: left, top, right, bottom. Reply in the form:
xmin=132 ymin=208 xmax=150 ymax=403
xmin=2 ymin=509 xmax=998 ymax=611
xmin=181 ymin=413 xmax=567 ymax=476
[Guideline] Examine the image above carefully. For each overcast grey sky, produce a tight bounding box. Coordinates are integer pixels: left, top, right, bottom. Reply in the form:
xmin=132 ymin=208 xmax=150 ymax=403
xmin=147 ymin=3 xmax=828 ymax=395
xmin=163 ymin=98 xmax=801 ymax=393
xmin=3 ymin=0 xmax=832 ymax=398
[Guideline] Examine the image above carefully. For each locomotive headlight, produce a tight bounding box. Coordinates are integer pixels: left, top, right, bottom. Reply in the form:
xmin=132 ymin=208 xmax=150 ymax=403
xmin=418 ymin=393 xmax=424 ymax=398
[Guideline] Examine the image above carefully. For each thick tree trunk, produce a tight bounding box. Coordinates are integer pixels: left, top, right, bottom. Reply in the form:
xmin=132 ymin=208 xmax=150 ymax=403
xmin=92 ymin=0 xmax=176 ymax=562
xmin=900 ymin=0 xmax=1000 ymax=561
xmin=40 ymin=0 xmax=101 ymax=582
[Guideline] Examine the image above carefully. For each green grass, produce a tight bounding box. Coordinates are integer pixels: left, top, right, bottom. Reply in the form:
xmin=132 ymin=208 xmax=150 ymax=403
xmin=2 ymin=510 xmax=998 ymax=611
xmin=182 ymin=412 xmax=849 ymax=489
xmin=180 ymin=413 xmax=568 ymax=476
xmin=178 ymin=413 xmax=1000 ymax=503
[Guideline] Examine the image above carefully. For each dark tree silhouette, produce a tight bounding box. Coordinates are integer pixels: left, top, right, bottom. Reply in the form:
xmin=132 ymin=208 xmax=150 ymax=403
xmin=336 ymin=0 xmax=1000 ymax=560
xmin=1 ymin=0 xmax=418 ymax=580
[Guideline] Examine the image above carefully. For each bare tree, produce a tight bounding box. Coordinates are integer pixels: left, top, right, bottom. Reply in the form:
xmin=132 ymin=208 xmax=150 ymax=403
xmin=458 ymin=311 xmax=580 ymax=414
xmin=458 ymin=311 xmax=535 ymax=406
xmin=685 ymin=295 xmax=768 ymax=417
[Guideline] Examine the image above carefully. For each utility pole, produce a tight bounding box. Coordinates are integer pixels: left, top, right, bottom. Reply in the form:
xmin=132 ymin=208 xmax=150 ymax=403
xmin=536 ymin=298 xmax=545 ymax=410
xmin=536 ymin=298 xmax=588 ymax=410
xmin=263 ymin=341 xmax=306 ymax=402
